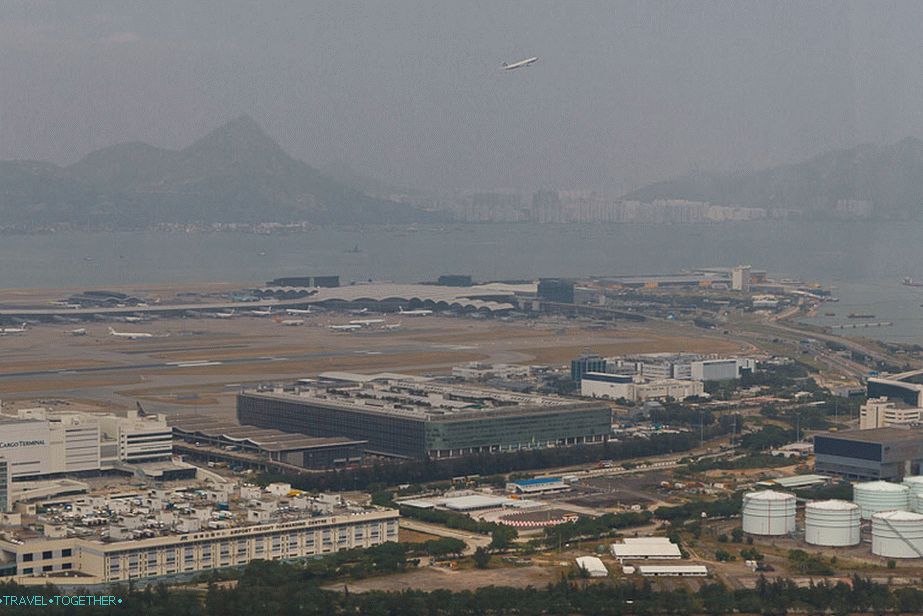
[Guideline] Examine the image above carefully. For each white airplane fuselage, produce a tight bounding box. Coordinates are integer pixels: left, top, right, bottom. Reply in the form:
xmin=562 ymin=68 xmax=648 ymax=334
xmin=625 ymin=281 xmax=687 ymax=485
xmin=503 ymin=56 xmax=538 ymax=70
xmin=108 ymin=327 xmax=153 ymax=339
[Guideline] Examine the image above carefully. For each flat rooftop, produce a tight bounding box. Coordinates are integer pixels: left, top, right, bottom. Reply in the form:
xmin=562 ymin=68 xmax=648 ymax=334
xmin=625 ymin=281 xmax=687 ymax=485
xmin=170 ymin=414 xmax=366 ymax=451
xmin=814 ymin=427 xmax=923 ymax=445
xmin=241 ymin=377 xmax=605 ymax=422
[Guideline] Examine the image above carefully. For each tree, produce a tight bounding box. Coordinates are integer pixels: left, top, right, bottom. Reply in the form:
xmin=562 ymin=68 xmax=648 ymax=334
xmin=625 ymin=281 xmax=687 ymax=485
xmin=473 ymin=546 xmax=491 ymax=569
xmin=489 ymin=525 xmax=518 ymax=551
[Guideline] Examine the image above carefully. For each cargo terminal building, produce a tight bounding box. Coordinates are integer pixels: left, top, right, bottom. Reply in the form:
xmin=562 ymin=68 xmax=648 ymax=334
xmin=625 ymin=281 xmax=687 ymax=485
xmin=237 ymin=375 xmax=612 ymax=459
xmin=814 ymin=428 xmax=923 ymax=480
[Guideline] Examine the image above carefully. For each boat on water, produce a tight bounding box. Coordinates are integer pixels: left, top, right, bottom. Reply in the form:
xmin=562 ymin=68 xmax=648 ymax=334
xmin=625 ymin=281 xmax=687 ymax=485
xmin=847 ymin=313 xmax=875 ymax=319
xmin=904 ymin=277 xmax=923 ymax=287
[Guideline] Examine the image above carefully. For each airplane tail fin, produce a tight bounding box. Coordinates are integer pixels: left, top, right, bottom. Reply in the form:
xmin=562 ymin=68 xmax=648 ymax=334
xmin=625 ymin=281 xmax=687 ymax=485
xmin=501 ymin=62 xmax=508 ymax=67
xmin=108 ymin=327 xmax=115 ymax=334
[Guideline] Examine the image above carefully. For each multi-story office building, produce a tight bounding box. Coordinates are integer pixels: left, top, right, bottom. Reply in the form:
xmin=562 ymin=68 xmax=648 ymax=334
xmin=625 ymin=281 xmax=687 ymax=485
xmin=866 ymin=377 xmax=923 ymax=407
xmin=538 ymin=278 xmax=575 ymax=304
xmin=238 ymin=376 xmax=611 ymax=459
xmin=860 ymin=397 xmax=923 ymax=430
xmin=0 ymin=459 xmax=9 ymax=513
xmin=571 ymin=354 xmax=608 ymax=383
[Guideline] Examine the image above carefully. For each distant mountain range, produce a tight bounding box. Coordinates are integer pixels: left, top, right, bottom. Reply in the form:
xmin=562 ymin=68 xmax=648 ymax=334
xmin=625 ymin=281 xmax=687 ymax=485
xmin=0 ymin=115 xmax=440 ymax=228
xmin=624 ymin=137 xmax=923 ymax=219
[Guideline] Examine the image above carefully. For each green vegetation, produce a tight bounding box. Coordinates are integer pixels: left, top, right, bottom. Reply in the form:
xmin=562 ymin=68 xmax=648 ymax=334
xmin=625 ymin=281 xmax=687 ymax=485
xmin=654 ymin=493 xmax=742 ymax=523
xmin=399 ymin=506 xmax=517 ymax=541
xmin=473 ymin=546 xmax=491 ymax=569
xmin=542 ymin=511 xmax=652 ymax=547
xmin=685 ymin=453 xmax=792 ymax=472
xmin=788 ymin=549 xmax=835 ymax=576
xmin=7 ymin=566 xmax=923 ymax=615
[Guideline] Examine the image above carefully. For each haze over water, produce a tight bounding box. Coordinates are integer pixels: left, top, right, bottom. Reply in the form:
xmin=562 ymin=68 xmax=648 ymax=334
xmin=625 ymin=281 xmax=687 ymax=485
xmin=3 ymin=222 xmax=923 ymax=344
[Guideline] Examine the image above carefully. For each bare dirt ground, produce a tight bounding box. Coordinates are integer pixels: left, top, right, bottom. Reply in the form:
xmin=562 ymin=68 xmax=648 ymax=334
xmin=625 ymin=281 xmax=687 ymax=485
xmin=327 ymin=564 xmax=561 ymax=593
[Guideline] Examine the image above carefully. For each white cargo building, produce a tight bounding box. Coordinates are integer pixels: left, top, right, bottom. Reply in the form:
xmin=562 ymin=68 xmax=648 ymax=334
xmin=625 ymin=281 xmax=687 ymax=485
xmin=581 ymin=373 xmax=704 ymax=402
xmin=610 ymin=537 xmax=682 ymax=560
xmin=575 ymin=556 xmax=609 ymax=577
xmin=0 ymin=408 xmax=172 ymax=482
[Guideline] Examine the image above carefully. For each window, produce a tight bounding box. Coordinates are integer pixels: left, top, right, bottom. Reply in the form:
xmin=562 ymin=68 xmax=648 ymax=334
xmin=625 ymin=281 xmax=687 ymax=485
xmin=22 ymin=568 xmax=33 ymax=575
xmin=62 ymin=563 xmax=72 ymax=570
xmin=42 ymin=551 xmax=53 ymax=560
xmin=61 ymin=549 xmax=72 ymax=558
xmin=22 ymin=554 xmax=33 ymax=562
xmin=42 ymin=565 xmax=53 ymax=572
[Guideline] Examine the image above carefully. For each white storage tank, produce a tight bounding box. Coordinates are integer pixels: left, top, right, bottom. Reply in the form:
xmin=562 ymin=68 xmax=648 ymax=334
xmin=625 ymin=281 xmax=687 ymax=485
xmin=902 ymin=477 xmax=923 ymax=513
xmin=853 ymin=481 xmax=910 ymax=520
xmin=804 ymin=500 xmax=860 ymax=546
xmin=742 ymin=490 xmax=796 ymax=536
xmin=871 ymin=510 xmax=923 ymax=559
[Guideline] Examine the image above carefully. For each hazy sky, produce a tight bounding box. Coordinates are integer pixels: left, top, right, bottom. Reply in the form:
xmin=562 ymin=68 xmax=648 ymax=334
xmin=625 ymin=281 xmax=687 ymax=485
xmin=2 ymin=1 xmax=923 ymax=194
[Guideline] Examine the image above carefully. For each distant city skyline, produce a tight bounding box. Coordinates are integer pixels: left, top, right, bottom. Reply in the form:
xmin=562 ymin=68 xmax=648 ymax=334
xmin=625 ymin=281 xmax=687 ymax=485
xmin=2 ymin=2 xmax=923 ymax=194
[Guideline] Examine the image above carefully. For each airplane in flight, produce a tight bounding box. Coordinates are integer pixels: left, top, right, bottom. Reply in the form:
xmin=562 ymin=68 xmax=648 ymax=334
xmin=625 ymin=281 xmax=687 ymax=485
xmin=398 ymin=306 xmax=433 ymax=317
xmin=108 ymin=327 xmax=153 ymax=340
xmin=502 ymin=56 xmax=538 ymax=70
xmin=0 ymin=323 xmax=28 ymax=335
xmin=329 ymin=324 xmax=363 ymax=332
xmin=349 ymin=319 xmax=386 ymax=327
xmin=285 ymin=308 xmax=314 ymax=315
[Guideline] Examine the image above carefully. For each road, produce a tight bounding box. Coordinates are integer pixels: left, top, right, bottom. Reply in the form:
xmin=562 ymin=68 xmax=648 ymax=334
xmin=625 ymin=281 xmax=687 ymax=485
xmin=400 ymin=519 xmax=491 ymax=555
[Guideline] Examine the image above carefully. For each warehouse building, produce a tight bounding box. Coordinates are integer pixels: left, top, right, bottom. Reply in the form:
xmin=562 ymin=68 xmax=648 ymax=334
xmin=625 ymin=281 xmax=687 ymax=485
xmin=237 ymin=375 xmax=611 ymax=459
xmin=814 ymin=428 xmax=923 ymax=480
xmin=170 ymin=415 xmax=365 ymax=469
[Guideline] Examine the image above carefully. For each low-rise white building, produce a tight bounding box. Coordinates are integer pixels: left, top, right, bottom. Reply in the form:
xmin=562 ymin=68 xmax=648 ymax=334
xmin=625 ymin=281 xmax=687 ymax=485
xmin=581 ymin=373 xmax=704 ymax=402
xmin=860 ymin=397 xmax=922 ymax=430
xmin=611 ymin=537 xmax=682 ymax=560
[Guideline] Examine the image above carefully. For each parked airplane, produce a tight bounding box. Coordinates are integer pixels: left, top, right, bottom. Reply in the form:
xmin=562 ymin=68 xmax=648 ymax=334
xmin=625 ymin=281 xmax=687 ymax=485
xmin=329 ymin=324 xmax=363 ymax=331
xmin=285 ymin=308 xmax=314 ymax=315
xmin=0 ymin=323 xmax=28 ymax=334
xmin=383 ymin=323 xmax=402 ymax=330
xmin=124 ymin=316 xmax=145 ymax=323
xmin=502 ymin=56 xmax=538 ymax=70
xmin=398 ymin=306 xmax=433 ymax=317
xmin=349 ymin=319 xmax=386 ymax=326
xmin=280 ymin=319 xmax=305 ymax=327
xmin=70 ymin=328 xmax=87 ymax=336
xmin=108 ymin=327 xmax=153 ymax=339
xmin=212 ymin=310 xmax=236 ymax=319
xmin=348 ymin=307 xmax=369 ymax=315
xmin=249 ymin=307 xmax=274 ymax=317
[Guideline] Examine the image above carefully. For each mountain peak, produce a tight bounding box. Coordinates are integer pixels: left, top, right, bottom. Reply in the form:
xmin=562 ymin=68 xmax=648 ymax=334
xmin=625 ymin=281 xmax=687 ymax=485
xmin=182 ymin=114 xmax=289 ymax=166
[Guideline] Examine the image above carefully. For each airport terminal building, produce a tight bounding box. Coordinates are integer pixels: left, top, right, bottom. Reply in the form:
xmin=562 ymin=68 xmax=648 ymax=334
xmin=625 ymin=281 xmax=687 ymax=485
xmin=237 ymin=375 xmax=612 ymax=458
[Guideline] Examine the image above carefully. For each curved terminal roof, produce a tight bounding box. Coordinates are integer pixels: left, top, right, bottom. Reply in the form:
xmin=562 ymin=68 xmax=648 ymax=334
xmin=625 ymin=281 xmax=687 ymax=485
xmin=259 ymin=282 xmax=532 ymax=312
